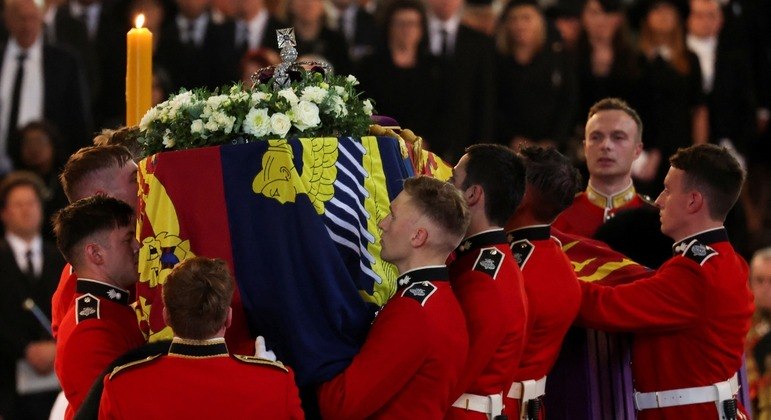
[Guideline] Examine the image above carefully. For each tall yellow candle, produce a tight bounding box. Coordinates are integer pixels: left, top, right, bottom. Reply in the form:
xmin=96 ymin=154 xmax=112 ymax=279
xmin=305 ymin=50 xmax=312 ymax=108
xmin=126 ymin=14 xmax=153 ymax=126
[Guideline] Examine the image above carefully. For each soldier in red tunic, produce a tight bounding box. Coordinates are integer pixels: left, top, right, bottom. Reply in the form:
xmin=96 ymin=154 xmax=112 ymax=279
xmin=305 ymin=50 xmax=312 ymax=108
xmin=553 ymin=98 xmax=654 ymax=238
xmin=504 ymin=146 xmax=583 ymax=420
xmin=52 ymin=196 xmax=145 ymax=419
xmin=98 ymin=257 xmax=304 ymax=419
xmin=578 ymin=144 xmax=754 ymax=419
xmin=318 ymin=176 xmax=471 ymax=419
xmin=446 ymin=144 xmax=528 ymax=419
xmin=51 ymin=145 xmax=138 ymax=339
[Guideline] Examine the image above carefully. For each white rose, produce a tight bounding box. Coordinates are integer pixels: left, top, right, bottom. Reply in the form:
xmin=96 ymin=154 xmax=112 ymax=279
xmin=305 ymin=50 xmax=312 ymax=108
xmin=244 ymin=108 xmax=272 ymax=137
xmin=300 ymin=86 xmax=327 ymax=104
xmin=278 ymin=88 xmax=299 ymax=105
xmin=292 ymin=101 xmax=321 ymax=131
xmin=346 ymin=75 xmax=359 ymax=85
xmin=270 ymin=112 xmax=292 ymax=138
xmin=362 ymin=99 xmax=373 ymax=116
xmin=191 ymin=119 xmax=204 ymax=134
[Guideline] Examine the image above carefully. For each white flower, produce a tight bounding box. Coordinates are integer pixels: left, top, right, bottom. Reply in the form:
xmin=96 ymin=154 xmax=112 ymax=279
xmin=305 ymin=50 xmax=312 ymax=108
xmin=205 ymin=119 xmax=220 ymax=132
xmin=162 ymin=129 xmax=175 ymax=148
xmin=139 ymin=107 xmax=159 ymax=130
xmin=333 ymin=85 xmax=349 ymax=100
xmin=346 ymin=75 xmax=359 ymax=85
xmin=191 ymin=119 xmax=204 ymax=134
xmin=300 ymin=86 xmax=327 ymax=104
xmin=216 ymin=113 xmax=236 ymax=134
xmin=291 ymin=101 xmax=321 ymax=131
xmin=362 ymin=100 xmax=373 ymax=116
xmin=270 ymin=113 xmax=292 ymax=137
xmin=330 ymin=96 xmax=348 ymax=117
xmin=278 ymin=88 xmax=299 ymax=106
xmin=243 ymin=108 xmax=271 ymax=137
xmin=251 ymin=91 xmax=272 ymax=104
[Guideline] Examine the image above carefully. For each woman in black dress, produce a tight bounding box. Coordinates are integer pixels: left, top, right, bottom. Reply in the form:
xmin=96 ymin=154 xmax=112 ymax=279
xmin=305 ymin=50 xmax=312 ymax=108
xmin=494 ymin=0 xmax=578 ymax=152
xmin=356 ymin=0 xmax=440 ymax=142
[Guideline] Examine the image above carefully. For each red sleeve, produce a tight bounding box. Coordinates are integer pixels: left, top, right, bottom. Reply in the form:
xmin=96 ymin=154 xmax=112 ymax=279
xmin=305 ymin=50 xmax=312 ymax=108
xmin=577 ymin=258 xmax=704 ymax=333
xmin=51 ymin=266 xmax=76 ymax=339
xmin=99 ymin=376 xmax=121 ymax=420
xmin=452 ymin=272 xmax=509 ymax=396
xmin=285 ymin=368 xmax=305 ymax=420
xmin=60 ymin=321 xmax=133 ymax=411
xmin=318 ymin=298 xmax=430 ymax=419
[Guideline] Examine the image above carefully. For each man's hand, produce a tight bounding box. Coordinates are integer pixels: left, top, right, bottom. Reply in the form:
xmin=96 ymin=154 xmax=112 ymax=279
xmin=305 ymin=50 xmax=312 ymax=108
xmin=254 ymin=336 xmax=277 ymax=361
xmin=25 ymin=340 xmax=56 ymax=375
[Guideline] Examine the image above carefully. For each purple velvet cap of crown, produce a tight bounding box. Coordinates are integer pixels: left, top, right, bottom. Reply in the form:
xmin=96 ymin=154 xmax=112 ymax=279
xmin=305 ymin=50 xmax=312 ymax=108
xmin=370 ymin=115 xmax=401 ymax=131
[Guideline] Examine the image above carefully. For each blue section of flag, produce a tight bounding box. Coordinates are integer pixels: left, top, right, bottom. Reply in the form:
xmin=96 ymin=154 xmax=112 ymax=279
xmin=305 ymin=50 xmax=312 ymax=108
xmin=219 ymin=137 xmax=411 ymax=385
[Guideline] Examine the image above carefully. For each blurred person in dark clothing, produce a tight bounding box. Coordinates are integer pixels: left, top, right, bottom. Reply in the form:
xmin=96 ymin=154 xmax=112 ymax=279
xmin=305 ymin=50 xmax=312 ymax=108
xmin=0 ymin=171 xmax=65 ymax=420
xmin=634 ymin=0 xmax=708 ymax=196
xmin=286 ymin=0 xmax=351 ymax=75
xmin=424 ymin=0 xmax=495 ymax=163
xmin=357 ymin=0 xmax=441 ymax=140
xmin=17 ymin=121 xmax=68 ymax=241
xmin=494 ymin=0 xmax=578 ymax=153
xmin=576 ymin=0 xmax=640 ymax=127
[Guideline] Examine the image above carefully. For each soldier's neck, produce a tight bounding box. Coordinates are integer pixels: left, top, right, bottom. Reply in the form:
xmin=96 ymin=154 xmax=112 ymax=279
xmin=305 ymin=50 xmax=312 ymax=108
xmin=587 ymin=177 xmax=634 ymax=198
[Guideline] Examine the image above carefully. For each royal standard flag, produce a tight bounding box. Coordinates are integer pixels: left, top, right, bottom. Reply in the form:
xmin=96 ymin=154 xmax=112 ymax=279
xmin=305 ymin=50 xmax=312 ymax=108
xmin=136 ymin=136 xmax=412 ymax=385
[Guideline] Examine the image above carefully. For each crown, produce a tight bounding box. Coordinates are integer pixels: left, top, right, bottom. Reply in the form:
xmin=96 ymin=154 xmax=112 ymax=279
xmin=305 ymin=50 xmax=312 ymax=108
xmin=250 ymin=28 xmax=334 ymax=89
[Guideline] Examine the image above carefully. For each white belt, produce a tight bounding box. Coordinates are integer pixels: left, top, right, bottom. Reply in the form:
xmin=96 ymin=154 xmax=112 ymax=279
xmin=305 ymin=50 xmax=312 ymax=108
xmin=452 ymin=392 xmax=503 ymax=419
xmin=634 ymin=373 xmax=739 ymax=411
xmin=507 ymin=376 xmax=547 ymax=401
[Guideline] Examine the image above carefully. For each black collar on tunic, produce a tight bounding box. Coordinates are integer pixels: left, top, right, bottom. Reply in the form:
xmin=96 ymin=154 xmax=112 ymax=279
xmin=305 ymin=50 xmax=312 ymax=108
xmin=395 ymin=266 xmax=449 ymax=288
xmin=455 ymin=229 xmax=507 ymax=258
xmin=672 ymin=227 xmax=728 ymax=255
xmin=168 ymin=338 xmax=229 ymax=358
xmin=76 ymin=279 xmax=131 ymax=305
xmin=507 ymin=225 xmax=551 ymax=243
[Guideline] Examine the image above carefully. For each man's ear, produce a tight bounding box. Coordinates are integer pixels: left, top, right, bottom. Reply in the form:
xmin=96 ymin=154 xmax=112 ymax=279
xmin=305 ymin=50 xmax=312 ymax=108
xmin=687 ymin=190 xmax=704 ymax=215
xmin=410 ymin=227 xmax=428 ymax=248
xmin=84 ymin=242 xmax=103 ymax=265
xmin=225 ymin=307 xmax=233 ymax=329
xmin=465 ymin=184 xmax=482 ymax=206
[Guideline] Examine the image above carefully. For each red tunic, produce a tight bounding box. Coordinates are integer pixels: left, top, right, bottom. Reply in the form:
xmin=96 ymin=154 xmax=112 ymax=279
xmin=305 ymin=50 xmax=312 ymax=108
xmin=51 ymin=263 xmax=76 ymax=339
xmin=504 ymin=225 xmax=582 ymax=420
xmin=318 ymin=266 xmax=468 ymax=419
xmin=99 ymin=338 xmax=304 ymax=419
xmin=55 ymin=279 xmax=145 ymax=419
xmin=578 ymin=228 xmax=754 ymax=419
xmin=447 ymin=230 xmax=528 ymax=420
xmin=553 ymin=184 xmax=648 ymax=238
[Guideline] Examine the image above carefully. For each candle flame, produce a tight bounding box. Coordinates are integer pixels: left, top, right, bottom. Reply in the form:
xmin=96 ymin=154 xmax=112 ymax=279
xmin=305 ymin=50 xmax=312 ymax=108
xmin=135 ymin=14 xmax=145 ymax=29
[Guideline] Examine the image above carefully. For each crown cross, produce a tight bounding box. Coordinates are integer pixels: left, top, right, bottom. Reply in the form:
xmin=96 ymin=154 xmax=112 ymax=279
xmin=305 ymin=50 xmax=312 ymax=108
xmin=274 ymin=28 xmax=298 ymax=89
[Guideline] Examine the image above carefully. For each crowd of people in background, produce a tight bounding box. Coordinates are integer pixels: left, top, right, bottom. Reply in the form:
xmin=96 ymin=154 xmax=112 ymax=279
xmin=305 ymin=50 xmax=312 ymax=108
xmin=1 ymin=0 xmax=769 ymax=247
xmin=1 ymin=0 xmax=771 ymax=417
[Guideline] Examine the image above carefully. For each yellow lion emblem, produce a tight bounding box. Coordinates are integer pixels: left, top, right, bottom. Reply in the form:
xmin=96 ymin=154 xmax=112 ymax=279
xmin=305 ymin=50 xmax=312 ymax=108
xmin=252 ymin=139 xmax=338 ymax=214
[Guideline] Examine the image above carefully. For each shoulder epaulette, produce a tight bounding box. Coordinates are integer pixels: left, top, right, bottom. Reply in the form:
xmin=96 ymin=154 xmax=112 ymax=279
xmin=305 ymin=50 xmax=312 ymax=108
xmin=232 ymin=355 xmax=289 ymax=372
xmin=682 ymin=240 xmax=718 ymax=266
xmin=510 ymin=239 xmax=534 ymax=270
xmin=76 ymin=293 xmax=100 ymax=324
xmin=108 ymin=354 xmax=163 ymax=380
xmin=401 ymin=281 xmax=437 ymax=306
xmin=473 ymin=247 xmax=504 ymax=278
